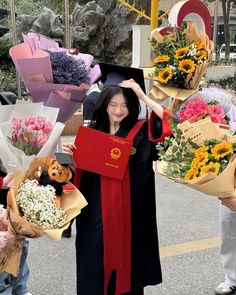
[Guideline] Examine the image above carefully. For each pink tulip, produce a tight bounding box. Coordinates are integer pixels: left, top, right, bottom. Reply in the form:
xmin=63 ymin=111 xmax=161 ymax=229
xmin=26 ymin=125 xmax=36 ymax=133
xmin=43 ymin=121 xmax=53 ymax=134
xmin=34 ymin=115 xmax=46 ymax=130
xmin=25 ymin=116 xmax=36 ymax=126
xmin=11 ymin=131 xmax=19 ymax=142
xmin=29 ymin=137 xmax=38 ymax=145
xmin=12 ymin=117 xmax=22 ymax=131
xmin=37 ymin=133 xmax=47 ymax=147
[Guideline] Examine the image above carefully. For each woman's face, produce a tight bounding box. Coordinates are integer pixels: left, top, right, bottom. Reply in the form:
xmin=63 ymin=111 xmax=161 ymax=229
xmin=107 ymin=93 xmax=129 ymax=125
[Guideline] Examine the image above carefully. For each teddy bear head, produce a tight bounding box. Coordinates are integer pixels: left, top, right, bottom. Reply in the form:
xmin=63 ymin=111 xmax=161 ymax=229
xmin=47 ymin=158 xmax=72 ymax=183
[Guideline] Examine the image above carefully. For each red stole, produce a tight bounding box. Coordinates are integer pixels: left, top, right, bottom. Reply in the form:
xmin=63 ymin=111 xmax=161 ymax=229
xmin=101 ymin=120 xmax=144 ymax=295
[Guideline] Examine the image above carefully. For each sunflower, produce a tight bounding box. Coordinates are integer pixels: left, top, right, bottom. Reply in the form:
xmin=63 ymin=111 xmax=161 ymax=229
xmin=194 ymin=42 xmax=205 ymax=50
xmin=211 ymin=142 xmax=233 ymax=160
xmin=154 ymin=55 xmax=170 ymax=63
xmin=194 ymin=146 xmax=209 ymax=157
xmin=174 ymin=47 xmax=189 ymax=59
xmin=200 ymin=162 xmax=220 ymax=176
xmin=157 ymin=67 xmax=173 ymax=84
xmin=178 ymin=59 xmax=196 ymax=74
xmin=195 ymin=50 xmax=207 ymax=61
xmin=185 ymin=168 xmax=198 ymax=181
xmin=191 ymin=152 xmax=209 ymax=168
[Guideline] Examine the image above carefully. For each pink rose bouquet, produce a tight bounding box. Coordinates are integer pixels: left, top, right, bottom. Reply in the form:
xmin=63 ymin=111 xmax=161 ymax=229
xmin=8 ymin=115 xmax=53 ymax=156
xmin=178 ymin=97 xmax=228 ymax=125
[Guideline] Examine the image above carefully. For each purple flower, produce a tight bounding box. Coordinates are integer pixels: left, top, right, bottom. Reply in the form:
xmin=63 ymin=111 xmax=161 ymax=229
xmin=47 ymin=51 xmax=90 ymax=86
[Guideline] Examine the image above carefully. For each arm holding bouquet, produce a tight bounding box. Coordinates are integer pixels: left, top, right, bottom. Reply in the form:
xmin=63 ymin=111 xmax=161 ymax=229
xmin=0 ymin=205 xmax=24 ymax=255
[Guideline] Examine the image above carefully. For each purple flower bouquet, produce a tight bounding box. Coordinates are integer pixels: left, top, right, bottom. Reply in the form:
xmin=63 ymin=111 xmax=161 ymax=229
xmin=9 ymin=34 xmax=101 ymax=122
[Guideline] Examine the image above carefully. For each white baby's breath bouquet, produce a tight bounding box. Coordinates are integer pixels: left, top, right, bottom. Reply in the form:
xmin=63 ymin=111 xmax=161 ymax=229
xmin=16 ymin=179 xmax=67 ymax=229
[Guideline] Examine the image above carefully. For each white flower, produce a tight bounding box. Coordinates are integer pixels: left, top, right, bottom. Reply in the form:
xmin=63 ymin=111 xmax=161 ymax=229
xmin=16 ymin=179 xmax=67 ymax=229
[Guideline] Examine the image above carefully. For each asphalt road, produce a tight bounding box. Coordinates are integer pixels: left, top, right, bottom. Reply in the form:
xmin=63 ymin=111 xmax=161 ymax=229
xmin=27 ymin=174 xmax=225 ymax=295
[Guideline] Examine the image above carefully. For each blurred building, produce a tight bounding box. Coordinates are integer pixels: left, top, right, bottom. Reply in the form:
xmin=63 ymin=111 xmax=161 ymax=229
xmin=159 ymin=0 xmax=236 ymax=46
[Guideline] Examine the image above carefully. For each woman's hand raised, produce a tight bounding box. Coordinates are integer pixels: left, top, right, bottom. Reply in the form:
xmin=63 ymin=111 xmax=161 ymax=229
xmin=119 ymin=79 xmax=164 ymax=119
xmin=119 ymin=79 xmax=146 ymax=101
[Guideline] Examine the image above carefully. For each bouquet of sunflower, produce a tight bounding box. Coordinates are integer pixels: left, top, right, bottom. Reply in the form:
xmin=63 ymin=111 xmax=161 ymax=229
xmin=147 ymin=22 xmax=214 ymax=106
xmin=157 ymin=118 xmax=236 ymax=198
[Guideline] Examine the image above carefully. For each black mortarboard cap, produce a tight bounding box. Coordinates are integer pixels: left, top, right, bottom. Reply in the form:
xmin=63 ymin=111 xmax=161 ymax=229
xmin=54 ymin=153 xmax=75 ymax=167
xmin=99 ymin=63 xmax=146 ymax=94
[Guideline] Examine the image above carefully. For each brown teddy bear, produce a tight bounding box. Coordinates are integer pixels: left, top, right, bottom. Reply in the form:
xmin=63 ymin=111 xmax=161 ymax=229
xmin=35 ymin=156 xmax=73 ymax=206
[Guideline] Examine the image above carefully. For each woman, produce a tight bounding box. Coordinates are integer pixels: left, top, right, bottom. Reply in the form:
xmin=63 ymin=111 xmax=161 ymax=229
xmin=0 ymin=168 xmax=32 ymax=295
xmin=215 ymin=197 xmax=236 ymax=295
xmin=63 ymin=79 xmax=172 ymax=295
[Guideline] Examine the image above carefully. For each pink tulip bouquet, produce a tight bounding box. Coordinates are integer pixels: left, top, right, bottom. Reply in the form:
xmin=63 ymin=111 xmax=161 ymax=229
xmin=8 ymin=115 xmax=53 ymax=156
xmin=0 ymin=102 xmax=65 ymax=172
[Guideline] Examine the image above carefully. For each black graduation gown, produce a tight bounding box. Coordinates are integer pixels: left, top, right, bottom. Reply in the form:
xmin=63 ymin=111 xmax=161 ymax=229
xmin=76 ymin=119 xmax=164 ymax=295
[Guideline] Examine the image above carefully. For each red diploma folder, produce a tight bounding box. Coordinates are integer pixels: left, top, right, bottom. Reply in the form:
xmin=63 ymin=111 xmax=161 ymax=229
xmin=73 ymin=126 xmax=133 ymax=180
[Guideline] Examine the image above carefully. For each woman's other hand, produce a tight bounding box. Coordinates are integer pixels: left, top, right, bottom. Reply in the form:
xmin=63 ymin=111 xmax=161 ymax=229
xmin=62 ymin=142 xmax=77 ymax=156
xmin=219 ymin=197 xmax=236 ymax=211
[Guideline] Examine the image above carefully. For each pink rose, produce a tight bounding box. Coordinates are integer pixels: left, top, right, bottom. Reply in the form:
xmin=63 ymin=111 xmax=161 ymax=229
xmin=210 ymin=115 xmax=221 ymax=123
xmin=184 ymin=107 xmax=194 ymax=118
xmin=178 ymin=109 xmax=187 ymax=122
xmin=186 ymin=102 xmax=196 ymax=109
xmin=192 ymin=97 xmax=204 ymax=106
xmin=193 ymin=105 xmax=208 ymax=118
xmin=208 ymin=105 xmax=225 ymax=119
xmin=12 ymin=117 xmax=22 ymax=131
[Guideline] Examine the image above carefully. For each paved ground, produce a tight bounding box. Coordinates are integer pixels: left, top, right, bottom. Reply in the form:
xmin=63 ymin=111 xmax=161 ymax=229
xmin=26 ymin=173 xmax=228 ymax=295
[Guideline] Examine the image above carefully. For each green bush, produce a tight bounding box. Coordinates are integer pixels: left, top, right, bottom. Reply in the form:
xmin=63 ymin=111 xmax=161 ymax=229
xmin=0 ymin=37 xmax=13 ymax=61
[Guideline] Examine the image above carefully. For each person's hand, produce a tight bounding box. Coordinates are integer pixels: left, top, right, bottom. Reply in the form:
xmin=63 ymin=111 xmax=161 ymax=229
xmin=119 ymin=79 xmax=146 ymax=101
xmin=2 ymin=174 xmax=14 ymax=189
xmin=219 ymin=197 xmax=236 ymax=211
xmin=1 ymin=232 xmax=24 ymax=255
xmin=62 ymin=142 xmax=77 ymax=156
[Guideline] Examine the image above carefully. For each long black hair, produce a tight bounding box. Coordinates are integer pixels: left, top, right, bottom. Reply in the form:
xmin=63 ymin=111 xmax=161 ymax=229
xmin=90 ymin=85 xmax=141 ymax=133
